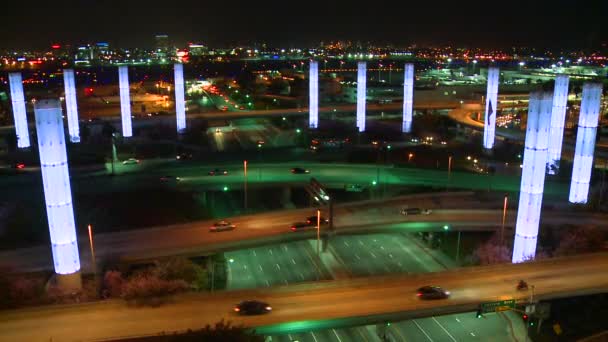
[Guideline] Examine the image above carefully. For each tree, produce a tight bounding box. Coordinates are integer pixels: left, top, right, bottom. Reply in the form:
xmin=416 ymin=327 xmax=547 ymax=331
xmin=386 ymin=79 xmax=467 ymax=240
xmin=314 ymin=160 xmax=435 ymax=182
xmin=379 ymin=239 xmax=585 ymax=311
xmin=473 ymin=235 xmax=511 ymax=265
xmin=554 ymin=226 xmax=605 ymax=257
xmin=162 ymin=320 xmax=264 ymax=342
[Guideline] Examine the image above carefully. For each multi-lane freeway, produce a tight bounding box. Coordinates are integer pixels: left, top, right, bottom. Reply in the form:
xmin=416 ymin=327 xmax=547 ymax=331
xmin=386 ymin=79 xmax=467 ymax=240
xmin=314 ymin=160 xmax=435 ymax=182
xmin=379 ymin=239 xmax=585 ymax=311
xmin=1 ymin=253 xmax=606 ymax=341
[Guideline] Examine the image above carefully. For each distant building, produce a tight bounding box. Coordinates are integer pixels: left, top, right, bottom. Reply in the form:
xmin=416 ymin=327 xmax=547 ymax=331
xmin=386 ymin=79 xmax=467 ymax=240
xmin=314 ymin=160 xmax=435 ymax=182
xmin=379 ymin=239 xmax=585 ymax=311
xmin=188 ymin=43 xmax=208 ymax=56
xmin=155 ymin=34 xmax=170 ymax=59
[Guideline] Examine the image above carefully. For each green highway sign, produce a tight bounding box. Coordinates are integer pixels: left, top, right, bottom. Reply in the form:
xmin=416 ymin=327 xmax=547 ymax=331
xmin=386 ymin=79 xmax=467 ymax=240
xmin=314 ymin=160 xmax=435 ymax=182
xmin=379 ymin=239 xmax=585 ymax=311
xmin=480 ymin=299 xmax=516 ymax=313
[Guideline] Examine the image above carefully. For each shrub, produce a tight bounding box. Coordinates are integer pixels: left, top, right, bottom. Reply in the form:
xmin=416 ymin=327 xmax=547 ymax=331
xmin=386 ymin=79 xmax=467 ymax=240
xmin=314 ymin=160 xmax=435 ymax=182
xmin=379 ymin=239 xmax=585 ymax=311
xmin=103 ymin=270 xmax=125 ymax=298
xmin=121 ymin=274 xmax=188 ymax=301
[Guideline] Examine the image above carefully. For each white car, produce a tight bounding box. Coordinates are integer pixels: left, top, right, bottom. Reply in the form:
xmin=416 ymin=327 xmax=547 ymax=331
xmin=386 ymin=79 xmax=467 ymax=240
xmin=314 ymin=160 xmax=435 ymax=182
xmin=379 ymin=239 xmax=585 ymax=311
xmin=122 ymin=158 xmax=140 ymax=165
xmin=400 ymin=208 xmax=432 ymax=215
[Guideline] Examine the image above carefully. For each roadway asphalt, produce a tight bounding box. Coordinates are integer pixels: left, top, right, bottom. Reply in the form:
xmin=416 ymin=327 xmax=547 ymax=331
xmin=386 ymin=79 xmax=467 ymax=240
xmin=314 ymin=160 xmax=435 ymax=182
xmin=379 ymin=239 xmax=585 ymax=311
xmin=226 ymin=240 xmax=332 ymax=290
xmin=1 ymin=253 xmax=605 ymax=341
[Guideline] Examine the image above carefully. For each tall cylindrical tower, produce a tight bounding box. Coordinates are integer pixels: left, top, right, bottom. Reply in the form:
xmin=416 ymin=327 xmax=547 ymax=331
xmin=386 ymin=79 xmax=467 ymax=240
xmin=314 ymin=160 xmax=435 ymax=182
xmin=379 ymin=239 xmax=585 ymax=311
xmin=483 ymin=67 xmax=499 ymax=149
xmin=309 ymin=61 xmax=319 ymax=129
xmin=63 ymin=69 xmax=80 ymax=143
xmin=174 ymin=63 xmax=186 ymax=133
xmin=569 ymin=83 xmax=603 ymax=204
xmin=118 ymin=66 xmax=133 ymax=137
xmin=547 ymin=74 xmax=569 ymax=174
xmin=9 ymin=72 xmax=31 ymax=148
xmin=34 ymin=99 xmax=81 ymax=290
xmin=402 ymin=63 xmax=414 ymax=133
xmin=512 ymin=91 xmax=552 ymax=263
xmin=356 ymin=61 xmax=367 ymax=132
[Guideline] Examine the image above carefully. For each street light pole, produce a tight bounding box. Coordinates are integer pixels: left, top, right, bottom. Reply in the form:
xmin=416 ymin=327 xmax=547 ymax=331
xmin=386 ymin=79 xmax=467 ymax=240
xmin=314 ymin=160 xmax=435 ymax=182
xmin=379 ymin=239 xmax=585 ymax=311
xmin=87 ymin=224 xmax=97 ymax=284
xmin=447 ymin=155 xmax=453 ymax=191
xmin=243 ymin=160 xmax=248 ymax=211
xmin=501 ymin=195 xmax=508 ymax=245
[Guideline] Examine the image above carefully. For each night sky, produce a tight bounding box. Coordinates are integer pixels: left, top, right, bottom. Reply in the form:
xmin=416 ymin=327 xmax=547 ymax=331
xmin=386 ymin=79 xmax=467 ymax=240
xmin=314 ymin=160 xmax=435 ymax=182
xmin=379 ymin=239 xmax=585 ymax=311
xmin=0 ymin=0 xmax=606 ymax=49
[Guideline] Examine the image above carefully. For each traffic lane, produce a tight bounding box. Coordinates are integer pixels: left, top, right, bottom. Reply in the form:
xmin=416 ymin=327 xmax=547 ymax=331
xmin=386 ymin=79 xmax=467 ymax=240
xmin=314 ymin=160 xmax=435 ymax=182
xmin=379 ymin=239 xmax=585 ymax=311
xmin=1 ymin=253 xmax=607 ymax=341
xmin=227 ymin=241 xmax=329 ymax=290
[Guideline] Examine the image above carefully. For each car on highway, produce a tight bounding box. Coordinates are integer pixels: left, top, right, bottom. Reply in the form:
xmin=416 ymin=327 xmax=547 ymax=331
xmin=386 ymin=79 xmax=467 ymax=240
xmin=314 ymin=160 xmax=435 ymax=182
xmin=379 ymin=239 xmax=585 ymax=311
xmin=417 ymin=286 xmax=450 ymax=299
xmin=210 ymin=220 xmax=236 ymax=232
xmin=122 ymin=158 xmax=140 ymax=165
xmin=400 ymin=207 xmax=432 ymax=215
xmin=208 ymin=168 xmax=228 ymax=176
xmin=290 ymin=222 xmax=315 ymax=232
xmin=160 ymin=175 xmax=181 ymax=182
xmin=291 ymin=167 xmax=310 ymax=174
xmin=233 ymin=300 xmax=272 ymax=315
xmin=305 ymin=216 xmax=329 ymax=225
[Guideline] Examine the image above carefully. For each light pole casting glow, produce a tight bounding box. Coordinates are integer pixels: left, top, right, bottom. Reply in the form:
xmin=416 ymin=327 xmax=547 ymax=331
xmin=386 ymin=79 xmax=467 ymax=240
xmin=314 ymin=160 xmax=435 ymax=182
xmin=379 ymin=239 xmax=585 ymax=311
xmin=483 ymin=67 xmax=499 ymax=149
xmin=357 ymin=61 xmax=367 ymax=132
xmin=118 ymin=66 xmax=132 ymax=137
xmin=63 ymin=69 xmax=80 ymax=143
xmin=547 ymin=74 xmax=569 ymax=174
xmin=402 ymin=63 xmax=414 ymax=132
xmin=9 ymin=72 xmax=30 ymax=148
xmin=512 ymin=91 xmax=552 ymax=263
xmin=34 ymin=99 xmax=81 ymax=288
xmin=174 ymin=63 xmax=186 ymax=133
xmin=569 ymin=83 xmax=603 ymax=204
xmin=309 ymin=61 xmax=318 ymax=129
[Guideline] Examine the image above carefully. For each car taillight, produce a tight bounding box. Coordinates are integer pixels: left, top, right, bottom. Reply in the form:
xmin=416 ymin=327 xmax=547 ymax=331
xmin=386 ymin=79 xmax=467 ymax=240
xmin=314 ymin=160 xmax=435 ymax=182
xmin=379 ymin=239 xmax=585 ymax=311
xmin=417 ymin=293 xmax=422 ymax=297
xmin=17 ymin=164 xmax=25 ymax=169
xmin=291 ymin=227 xmax=296 ymax=231
xmin=266 ymin=306 xmax=272 ymax=311
xmin=234 ymin=307 xmax=240 ymax=312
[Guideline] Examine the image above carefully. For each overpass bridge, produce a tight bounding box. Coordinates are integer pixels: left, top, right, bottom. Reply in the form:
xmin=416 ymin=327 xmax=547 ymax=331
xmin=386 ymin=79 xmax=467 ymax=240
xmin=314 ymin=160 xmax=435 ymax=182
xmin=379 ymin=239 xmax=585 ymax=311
xmin=0 ymin=252 xmax=606 ymax=341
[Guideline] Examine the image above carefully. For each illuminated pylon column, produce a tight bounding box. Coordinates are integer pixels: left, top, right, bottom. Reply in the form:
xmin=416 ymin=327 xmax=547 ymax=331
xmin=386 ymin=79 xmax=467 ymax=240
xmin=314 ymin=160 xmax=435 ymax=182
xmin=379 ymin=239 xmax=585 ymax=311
xmin=402 ymin=63 xmax=414 ymax=133
xmin=483 ymin=67 xmax=499 ymax=149
xmin=8 ymin=72 xmax=30 ymax=148
xmin=63 ymin=69 xmax=80 ymax=143
xmin=356 ymin=61 xmax=367 ymax=132
xmin=174 ymin=63 xmax=187 ymax=133
xmin=546 ymin=75 xmax=570 ymax=174
xmin=118 ymin=66 xmax=132 ymax=137
xmin=309 ymin=61 xmax=318 ymax=129
xmin=512 ymin=91 xmax=552 ymax=263
xmin=569 ymin=83 xmax=603 ymax=204
xmin=34 ymin=99 xmax=81 ymax=290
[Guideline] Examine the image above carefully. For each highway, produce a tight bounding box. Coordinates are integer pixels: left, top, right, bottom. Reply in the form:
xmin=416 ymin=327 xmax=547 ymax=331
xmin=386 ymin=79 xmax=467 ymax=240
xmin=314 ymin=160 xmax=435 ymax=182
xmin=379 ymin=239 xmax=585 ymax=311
xmin=1 ymin=253 xmax=606 ymax=341
xmin=2 ymin=188 xmax=607 ymax=274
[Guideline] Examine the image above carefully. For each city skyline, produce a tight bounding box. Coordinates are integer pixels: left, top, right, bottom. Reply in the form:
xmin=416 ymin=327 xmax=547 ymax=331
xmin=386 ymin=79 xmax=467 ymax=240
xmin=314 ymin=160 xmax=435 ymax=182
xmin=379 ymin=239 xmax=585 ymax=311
xmin=0 ymin=0 xmax=606 ymax=50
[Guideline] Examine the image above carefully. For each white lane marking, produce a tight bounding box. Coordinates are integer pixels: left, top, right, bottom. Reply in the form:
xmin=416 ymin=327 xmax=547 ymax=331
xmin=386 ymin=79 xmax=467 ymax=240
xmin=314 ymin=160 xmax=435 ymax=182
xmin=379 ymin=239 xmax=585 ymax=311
xmin=243 ymin=265 xmax=248 ymax=270
xmin=258 ymin=265 xmax=263 ymax=272
xmin=276 ymin=264 xmax=281 ymax=270
xmin=332 ymin=329 xmax=343 ymax=342
xmin=299 ymin=273 xmax=304 ymax=280
xmin=287 ymin=334 xmax=293 ymax=341
xmin=355 ymin=254 xmax=361 ymax=260
xmin=370 ymin=252 xmax=377 ymax=258
xmin=265 ymin=280 xmax=270 ymax=287
xmin=269 ymin=249 xmax=273 ymax=255
xmin=432 ymin=317 xmax=458 ymax=342
xmin=311 ymin=332 xmax=319 ymax=342
xmin=380 ymin=246 xmax=385 ymax=250
xmin=470 ymin=332 xmax=476 ymax=337
xmin=253 ymin=250 xmax=257 ymax=257
xmin=455 ymin=318 xmax=461 ymax=322
xmin=413 ymin=320 xmax=434 ymax=342
xmin=344 ymin=241 xmax=350 ymax=247
xmin=358 ymin=240 xmax=364 ymax=246
xmin=389 ymin=253 xmax=394 ymax=259
xmin=282 ymin=245 xmax=288 ymax=251
xmin=292 ymin=258 xmax=296 ymax=265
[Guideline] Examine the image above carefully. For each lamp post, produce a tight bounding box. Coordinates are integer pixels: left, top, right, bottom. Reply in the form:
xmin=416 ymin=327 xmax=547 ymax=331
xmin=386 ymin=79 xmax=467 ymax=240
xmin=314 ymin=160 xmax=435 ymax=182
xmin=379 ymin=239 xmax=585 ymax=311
xmin=243 ymin=160 xmax=248 ymax=211
xmin=501 ymin=194 xmax=508 ymax=245
xmin=87 ymin=224 xmax=97 ymax=281
xmin=447 ymin=155 xmax=453 ymax=191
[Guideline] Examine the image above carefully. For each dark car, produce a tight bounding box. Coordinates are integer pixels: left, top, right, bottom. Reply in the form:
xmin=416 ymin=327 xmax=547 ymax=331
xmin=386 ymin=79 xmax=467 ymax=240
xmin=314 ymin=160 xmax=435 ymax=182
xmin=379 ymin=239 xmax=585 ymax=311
xmin=160 ymin=175 xmax=181 ymax=182
xmin=417 ymin=286 xmax=450 ymax=300
xmin=305 ymin=216 xmax=329 ymax=225
xmin=208 ymin=168 xmax=228 ymax=176
xmin=291 ymin=167 xmax=310 ymax=174
xmin=290 ymin=222 xmax=315 ymax=232
xmin=176 ymin=153 xmax=193 ymax=160
xmin=233 ymin=300 xmax=272 ymax=315
xmin=210 ymin=220 xmax=236 ymax=232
